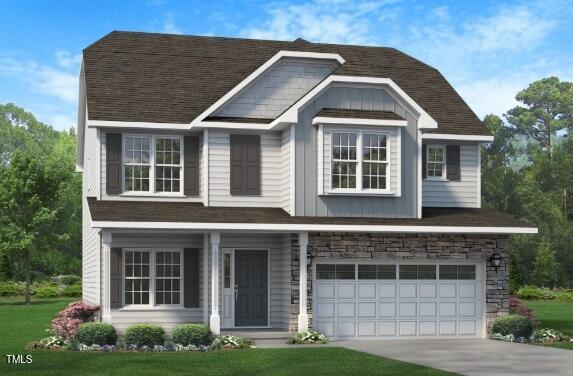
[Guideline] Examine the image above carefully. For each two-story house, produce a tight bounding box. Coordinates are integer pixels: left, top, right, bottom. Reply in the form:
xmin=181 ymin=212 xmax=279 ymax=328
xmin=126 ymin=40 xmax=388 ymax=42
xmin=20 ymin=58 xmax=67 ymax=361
xmin=77 ymin=31 xmax=536 ymax=340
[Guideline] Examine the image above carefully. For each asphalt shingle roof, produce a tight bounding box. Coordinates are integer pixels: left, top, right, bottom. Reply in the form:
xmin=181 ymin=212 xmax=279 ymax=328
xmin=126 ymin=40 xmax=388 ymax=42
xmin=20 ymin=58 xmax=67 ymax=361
xmin=83 ymin=31 xmax=490 ymax=136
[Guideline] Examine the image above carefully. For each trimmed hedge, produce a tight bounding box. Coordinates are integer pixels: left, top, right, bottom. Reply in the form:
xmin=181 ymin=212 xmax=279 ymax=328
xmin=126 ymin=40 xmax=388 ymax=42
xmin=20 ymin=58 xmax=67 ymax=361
xmin=172 ymin=324 xmax=213 ymax=346
xmin=492 ymin=315 xmax=533 ymax=338
xmin=123 ymin=324 xmax=165 ymax=347
xmin=75 ymin=323 xmax=117 ymax=345
xmin=62 ymin=284 xmax=82 ymax=297
xmin=36 ymin=286 xmax=60 ymax=298
xmin=0 ymin=281 xmax=23 ymax=296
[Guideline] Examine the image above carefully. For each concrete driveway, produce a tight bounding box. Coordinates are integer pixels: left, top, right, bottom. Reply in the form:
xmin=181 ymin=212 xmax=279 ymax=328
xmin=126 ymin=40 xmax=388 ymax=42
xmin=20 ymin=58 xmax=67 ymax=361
xmin=339 ymin=339 xmax=573 ymax=376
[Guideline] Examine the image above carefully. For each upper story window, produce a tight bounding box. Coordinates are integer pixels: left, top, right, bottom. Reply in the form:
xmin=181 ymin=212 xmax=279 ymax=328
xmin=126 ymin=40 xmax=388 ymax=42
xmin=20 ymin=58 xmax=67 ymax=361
xmin=331 ymin=131 xmax=389 ymax=193
xmin=426 ymin=145 xmax=446 ymax=179
xmin=123 ymin=135 xmax=183 ymax=195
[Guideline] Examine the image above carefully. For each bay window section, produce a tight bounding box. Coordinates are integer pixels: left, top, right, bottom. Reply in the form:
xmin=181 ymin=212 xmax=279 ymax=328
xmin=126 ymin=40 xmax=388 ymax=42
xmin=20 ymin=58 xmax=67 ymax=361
xmin=123 ymin=249 xmax=183 ymax=308
xmin=122 ymin=135 xmax=183 ymax=195
xmin=330 ymin=131 xmax=390 ymax=193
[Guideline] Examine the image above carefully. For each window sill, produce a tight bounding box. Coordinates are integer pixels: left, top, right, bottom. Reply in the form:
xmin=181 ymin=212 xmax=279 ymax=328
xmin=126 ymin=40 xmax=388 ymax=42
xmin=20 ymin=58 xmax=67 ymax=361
xmin=119 ymin=306 xmax=188 ymax=312
xmin=120 ymin=192 xmax=187 ymax=198
xmin=321 ymin=190 xmax=396 ymax=197
xmin=424 ymin=177 xmax=449 ymax=182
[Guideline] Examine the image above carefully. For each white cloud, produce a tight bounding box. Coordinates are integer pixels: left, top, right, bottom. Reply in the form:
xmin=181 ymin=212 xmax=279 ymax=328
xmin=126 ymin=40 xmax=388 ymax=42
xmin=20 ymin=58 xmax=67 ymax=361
xmin=55 ymin=51 xmax=82 ymax=68
xmin=162 ymin=12 xmax=183 ymax=34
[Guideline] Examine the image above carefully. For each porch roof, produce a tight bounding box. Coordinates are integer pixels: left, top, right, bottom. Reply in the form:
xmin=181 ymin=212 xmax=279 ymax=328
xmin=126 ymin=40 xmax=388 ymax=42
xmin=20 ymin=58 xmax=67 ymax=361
xmin=87 ymin=198 xmax=536 ymax=234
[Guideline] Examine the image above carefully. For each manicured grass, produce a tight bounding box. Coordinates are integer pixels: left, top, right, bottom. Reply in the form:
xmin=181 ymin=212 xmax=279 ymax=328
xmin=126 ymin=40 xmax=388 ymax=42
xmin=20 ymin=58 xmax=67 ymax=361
xmin=524 ymin=299 xmax=573 ymax=350
xmin=0 ymin=297 xmax=455 ymax=376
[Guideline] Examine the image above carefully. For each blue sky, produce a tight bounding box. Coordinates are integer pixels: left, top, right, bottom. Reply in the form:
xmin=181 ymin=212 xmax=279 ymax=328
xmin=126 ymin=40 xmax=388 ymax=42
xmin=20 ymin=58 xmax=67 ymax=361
xmin=1 ymin=0 xmax=572 ymax=130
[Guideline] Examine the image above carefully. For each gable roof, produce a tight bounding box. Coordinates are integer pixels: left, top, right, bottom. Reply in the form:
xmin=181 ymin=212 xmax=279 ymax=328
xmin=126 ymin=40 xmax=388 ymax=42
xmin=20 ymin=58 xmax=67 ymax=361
xmin=83 ymin=31 xmax=490 ymax=136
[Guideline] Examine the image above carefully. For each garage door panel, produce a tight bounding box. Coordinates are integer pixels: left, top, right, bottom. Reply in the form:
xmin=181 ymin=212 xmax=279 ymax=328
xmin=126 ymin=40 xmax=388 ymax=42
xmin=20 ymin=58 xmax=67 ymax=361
xmin=358 ymin=283 xmax=376 ymax=299
xmin=419 ymin=321 xmax=437 ymax=336
xmin=316 ymin=322 xmax=335 ymax=337
xmin=337 ymin=302 xmax=356 ymax=318
xmin=358 ymin=302 xmax=376 ymax=318
xmin=439 ymin=283 xmax=457 ymax=298
xmin=316 ymin=283 xmax=335 ymax=299
xmin=399 ymin=302 xmax=417 ymax=317
xmin=459 ymin=320 xmax=476 ymax=335
xmin=459 ymin=302 xmax=476 ymax=317
xmin=439 ymin=321 xmax=457 ymax=335
xmin=419 ymin=302 xmax=437 ymax=317
xmin=459 ymin=283 xmax=476 ymax=298
xmin=379 ymin=302 xmax=396 ymax=317
xmin=379 ymin=283 xmax=396 ymax=298
xmin=399 ymin=283 xmax=417 ymax=298
xmin=419 ymin=283 xmax=437 ymax=298
xmin=337 ymin=283 xmax=356 ymax=299
xmin=358 ymin=321 xmax=376 ymax=337
xmin=316 ymin=303 xmax=335 ymax=318
xmin=337 ymin=321 xmax=356 ymax=337
xmin=399 ymin=321 xmax=417 ymax=336
xmin=439 ymin=302 xmax=457 ymax=317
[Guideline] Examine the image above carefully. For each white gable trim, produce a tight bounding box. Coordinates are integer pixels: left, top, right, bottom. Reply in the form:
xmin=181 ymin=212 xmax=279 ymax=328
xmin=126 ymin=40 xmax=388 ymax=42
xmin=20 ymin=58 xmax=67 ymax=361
xmin=312 ymin=117 xmax=407 ymax=127
xmin=189 ymin=50 xmax=344 ymax=127
xmin=87 ymin=120 xmax=190 ymax=130
xmin=423 ymin=133 xmax=494 ymax=142
xmin=91 ymin=221 xmax=538 ymax=234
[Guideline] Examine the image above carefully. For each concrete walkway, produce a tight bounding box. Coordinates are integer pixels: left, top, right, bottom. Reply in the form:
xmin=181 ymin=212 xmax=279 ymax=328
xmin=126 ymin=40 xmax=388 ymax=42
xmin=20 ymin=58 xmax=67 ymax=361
xmin=339 ymin=339 xmax=573 ymax=376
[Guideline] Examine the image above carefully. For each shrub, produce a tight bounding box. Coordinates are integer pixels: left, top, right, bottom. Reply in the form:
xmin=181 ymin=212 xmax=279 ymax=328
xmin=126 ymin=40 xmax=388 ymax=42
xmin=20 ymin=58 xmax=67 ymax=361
xmin=51 ymin=301 xmax=100 ymax=340
xmin=36 ymin=286 xmax=60 ymax=298
xmin=123 ymin=324 xmax=165 ymax=347
xmin=492 ymin=315 xmax=533 ymax=338
xmin=62 ymin=284 xmax=82 ymax=297
xmin=211 ymin=335 xmax=251 ymax=350
xmin=75 ymin=323 xmax=117 ymax=345
xmin=508 ymin=297 xmax=536 ymax=322
xmin=58 ymin=275 xmax=82 ymax=286
xmin=554 ymin=290 xmax=573 ymax=301
xmin=0 ymin=281 xmax=23 ymax=296
xmin=287 ymin=330 xmax=328 ymax=344
xmin=172 ymin=324 xmax=213 ymax=346
xmin=27 ymin=336 xmax=69 ymax=350
xmin=515 ymin=286 xmax=555 ymax=300
xmin=530 ymin=328 xmax=570 ymax=343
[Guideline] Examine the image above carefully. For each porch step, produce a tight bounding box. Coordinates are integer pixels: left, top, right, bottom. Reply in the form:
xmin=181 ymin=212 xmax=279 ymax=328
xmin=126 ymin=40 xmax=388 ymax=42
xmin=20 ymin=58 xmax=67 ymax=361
xmin=221 ymin=329 xmax=291 ymax=340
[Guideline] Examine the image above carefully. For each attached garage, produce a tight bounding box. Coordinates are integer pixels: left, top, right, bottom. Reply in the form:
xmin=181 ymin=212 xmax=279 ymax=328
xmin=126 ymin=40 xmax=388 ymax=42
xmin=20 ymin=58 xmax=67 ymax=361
xmin=312 ymin=262 xmax=485 ymax=339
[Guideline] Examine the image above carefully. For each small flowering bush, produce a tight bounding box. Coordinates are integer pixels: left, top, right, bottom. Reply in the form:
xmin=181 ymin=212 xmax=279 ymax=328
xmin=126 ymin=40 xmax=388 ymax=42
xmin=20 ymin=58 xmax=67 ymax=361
xmin=27 ymin=335 xmax=69 ymax=350
xmin=530 ymin=328 xmax=571 ymax=343
xmin=174 ymin=344 xmax=199 ymax=352
xmin=51 ymin=301 xmax=100 ymax=340
xmin=491 ymin=333 xmax=515 ymax=342
xmin=508 ymin=297 xmax=536 ymax=323
xmin=211 ymin=335 xmax=252 ymax=350
xmin=288 ymin=330 xmax=328 ymax=344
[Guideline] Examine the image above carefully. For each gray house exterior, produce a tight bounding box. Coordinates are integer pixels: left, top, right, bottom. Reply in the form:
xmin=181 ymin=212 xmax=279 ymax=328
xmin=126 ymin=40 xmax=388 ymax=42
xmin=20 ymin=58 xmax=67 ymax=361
xmin=78 ymin=32 xmax=536 ymax=339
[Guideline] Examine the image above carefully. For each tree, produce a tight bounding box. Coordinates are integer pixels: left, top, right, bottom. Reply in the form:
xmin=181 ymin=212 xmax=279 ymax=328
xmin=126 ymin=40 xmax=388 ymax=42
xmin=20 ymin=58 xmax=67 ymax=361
xmin=0 ymin=151 xmax=70 ymax=303
xmin=505 ymin=77 xmax=573 ymax=161
xmin=532 ymin=239 xmax=559 ymax=288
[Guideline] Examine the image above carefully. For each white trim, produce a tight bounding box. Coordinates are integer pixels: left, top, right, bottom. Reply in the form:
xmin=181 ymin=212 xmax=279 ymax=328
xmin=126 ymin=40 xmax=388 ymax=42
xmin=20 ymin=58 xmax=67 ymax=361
xmin=92 ymin=221 xmax=538 ymax=234
xmin=88 ymin=120 xmax=190 ymax=130
xmin=209 ymin=232 xmax=221 ymax=335
xmin=101 ymin=230 xmax=112 ymax=319
xmin=273 ymin=76 xmax=437 ymax=130
xmin=425 ymin=144 xmax=447 ymax=181
xmin=289 ymin=125 xmax=296 ymax=216
xmin=317 ymin=124 xmax=324 ymax=196
xmin=203 ymin=129 xmax=209 ymax=206
xmin=422 ymin=133 xmax=494 ymax=142
xmin=298 ymin=232 xmax=309 ymax=332
xmin=313 ymin=117 xmax=407 ymax=127
xmin=96 ymin=128 xmax=101 ymax=200
xmin=477 ymin=143 xmax=482 ymax=208
xmin=190 ymin=50 xmax=344 ymax=126
xmin=396 ymin=127 xmax=402 ymax=198
xmin=202 ymin=233 xmax=209 ymax=325
xmin=417 ymin=130 xmax=422 ymax=218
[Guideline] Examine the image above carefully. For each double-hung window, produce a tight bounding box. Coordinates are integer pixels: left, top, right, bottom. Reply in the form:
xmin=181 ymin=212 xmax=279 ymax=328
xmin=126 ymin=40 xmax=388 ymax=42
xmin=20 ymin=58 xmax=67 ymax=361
xmin=330 ymin=131 xmax=390 ymax=193
xmin=123 ymin=248 xmax=183 ymax=307
xmin=426 ymin=145 xmax=446 ymax=179
xmin=123 ymin=135 xmax=183 ymax=194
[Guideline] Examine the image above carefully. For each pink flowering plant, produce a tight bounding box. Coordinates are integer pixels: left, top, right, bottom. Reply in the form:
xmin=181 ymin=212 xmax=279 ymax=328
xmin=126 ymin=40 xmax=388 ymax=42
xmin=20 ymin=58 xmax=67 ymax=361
xmin=51 ymin=301 xmax=100 ymax=340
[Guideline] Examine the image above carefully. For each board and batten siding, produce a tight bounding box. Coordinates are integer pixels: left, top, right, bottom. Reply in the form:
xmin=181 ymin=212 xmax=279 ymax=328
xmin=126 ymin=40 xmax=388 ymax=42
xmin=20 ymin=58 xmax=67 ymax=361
xmin=423 ymin=142 xmax=480 ymax=208
xmin=321 ymin=125 xmax=400 ymax=194
xmin=215 ymin=58 xmax=337 ymax=119
xmin=104 ymin=233 xmax=205 ymax=333
xmin=208 ymin=130 xmax=283 ymax=207
xmin=100 ymin=130 xmax=204 ymax=202
xmin=207 ymin=233 xmax=292 ymax=330
xmin=280 ymin=126 xmax=292 ymax=214
xmin=295 ymin=85 xmax=418 ymax=218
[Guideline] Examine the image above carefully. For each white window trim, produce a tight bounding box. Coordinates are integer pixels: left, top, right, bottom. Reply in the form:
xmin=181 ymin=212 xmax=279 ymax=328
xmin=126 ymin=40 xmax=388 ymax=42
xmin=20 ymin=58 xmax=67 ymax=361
xmin=426 ymin=144 xmax=447 ymax=181
xmin=121 ymin=134 xmax=184 ymax=196
xmin=121 ymin=248 xmax=184 ymax=310
xmin=327 ymin=129 xmax=392 ymax=195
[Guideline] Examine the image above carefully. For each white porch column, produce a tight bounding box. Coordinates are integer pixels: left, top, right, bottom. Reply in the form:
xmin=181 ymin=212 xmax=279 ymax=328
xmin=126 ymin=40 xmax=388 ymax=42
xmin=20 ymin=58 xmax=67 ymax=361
xmin=209 ymin=232 xmax=221 ymax=335
xmin=298 ymin=232 xmax=309 ymax=332
xmin=101 ymin=230 xmax=112 ymax=322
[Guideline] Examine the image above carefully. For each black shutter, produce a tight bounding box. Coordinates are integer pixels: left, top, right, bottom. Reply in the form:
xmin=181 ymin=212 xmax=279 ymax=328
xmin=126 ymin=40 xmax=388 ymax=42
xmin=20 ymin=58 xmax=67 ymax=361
xmin=422 ymin=144 xmax=427 ymax=179
xmin=184 ymin=136 xmax=200 ymax=196
xmin=106 ymin=133 xmax=122 ymax=194
xmin=183 ymin=248 xmax=200 ymax=308
xmin=446 ymin=145 xmax=461 ymax=181
xmin=110 ymin=248 xmax=122 ymax=309
xmin=230 ymin=135 xmax=260 ymax=195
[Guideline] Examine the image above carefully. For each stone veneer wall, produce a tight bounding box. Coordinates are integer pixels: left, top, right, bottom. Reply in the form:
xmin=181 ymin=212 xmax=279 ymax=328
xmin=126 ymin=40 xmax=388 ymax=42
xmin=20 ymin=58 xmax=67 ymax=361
xmin=289 ymin=232 xmax=510 ymax=335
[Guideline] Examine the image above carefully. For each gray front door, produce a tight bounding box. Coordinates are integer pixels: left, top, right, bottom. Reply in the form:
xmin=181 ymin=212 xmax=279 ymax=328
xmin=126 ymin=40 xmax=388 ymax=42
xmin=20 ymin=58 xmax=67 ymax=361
xmin=235 ymin=250 xmax=268 ymax=327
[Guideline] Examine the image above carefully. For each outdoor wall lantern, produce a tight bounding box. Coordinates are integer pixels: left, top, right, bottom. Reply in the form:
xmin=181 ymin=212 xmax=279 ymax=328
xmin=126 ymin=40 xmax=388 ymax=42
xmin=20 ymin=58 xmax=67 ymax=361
xmin=489 ymin=253 xmax=503 ymax=271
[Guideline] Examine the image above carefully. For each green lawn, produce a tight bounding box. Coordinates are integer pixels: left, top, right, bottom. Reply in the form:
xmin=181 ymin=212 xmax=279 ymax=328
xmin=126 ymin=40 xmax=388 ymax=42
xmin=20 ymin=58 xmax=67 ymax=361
xmin=524 ymin=299 xmax=573 ymax=350
xmin=0 ymin=296 xmax=455 ymax=376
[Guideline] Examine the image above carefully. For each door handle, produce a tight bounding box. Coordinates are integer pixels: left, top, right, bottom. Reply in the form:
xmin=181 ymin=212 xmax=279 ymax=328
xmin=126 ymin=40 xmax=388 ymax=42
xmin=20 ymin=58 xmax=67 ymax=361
xmin=235 ymin=285 xmax=239 ymax=302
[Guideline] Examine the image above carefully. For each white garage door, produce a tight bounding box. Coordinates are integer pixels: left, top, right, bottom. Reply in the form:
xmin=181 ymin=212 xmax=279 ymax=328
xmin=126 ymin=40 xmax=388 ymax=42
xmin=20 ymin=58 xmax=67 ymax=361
xmin=313 ymin=262 xmax=484 ymax=339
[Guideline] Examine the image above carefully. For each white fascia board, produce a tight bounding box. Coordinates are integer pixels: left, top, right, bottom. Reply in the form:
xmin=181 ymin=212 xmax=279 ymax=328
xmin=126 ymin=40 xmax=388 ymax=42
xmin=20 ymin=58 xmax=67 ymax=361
xmin=312 ymin=117 xmax=407 ymax=127
xmin=189 ymin=50 xmax=344 ymax=128
xmin=272 ymin=75 xmax=438 ymax=130
xmin=422 ymin=133 xmax=494 ymax=142
xmin=92 ymin=221 xmax=538 ymax=234
xmin=193 ymin=121 xmax=271 ymax=130
xmin=87 ymin=120 xmax=190 ymax=130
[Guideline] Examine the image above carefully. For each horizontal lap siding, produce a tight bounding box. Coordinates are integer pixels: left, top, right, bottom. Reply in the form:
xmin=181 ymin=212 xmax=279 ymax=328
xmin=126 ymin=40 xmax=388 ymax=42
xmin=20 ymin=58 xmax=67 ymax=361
xmin=423 ymin=143 xmax=479 ymax=207
xmin=105 ymin=234 xmax=205 ymax=333
xmin=209 ymin=130 xmax=282 ymax=207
